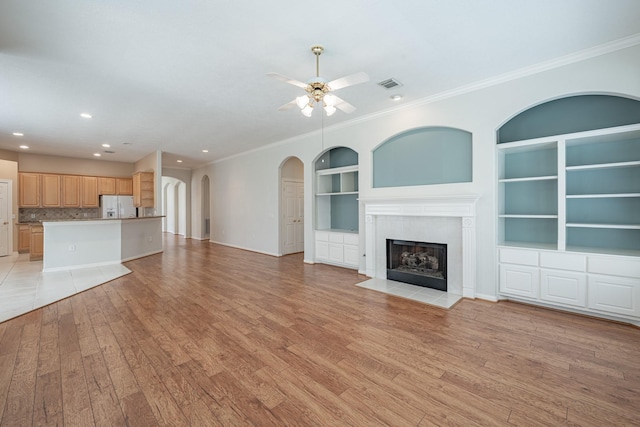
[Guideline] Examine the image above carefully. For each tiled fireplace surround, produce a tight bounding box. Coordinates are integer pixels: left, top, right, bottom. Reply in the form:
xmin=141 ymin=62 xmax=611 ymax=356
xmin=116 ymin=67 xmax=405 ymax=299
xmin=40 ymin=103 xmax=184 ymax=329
xmin=363 ymin=195 xmax=479 ymax=298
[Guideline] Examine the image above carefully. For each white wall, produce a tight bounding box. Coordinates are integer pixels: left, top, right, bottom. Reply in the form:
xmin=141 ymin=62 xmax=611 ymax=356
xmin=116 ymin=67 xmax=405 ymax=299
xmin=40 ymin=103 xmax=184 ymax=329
xmin=191 ymin=43 xmax=640 ymax=299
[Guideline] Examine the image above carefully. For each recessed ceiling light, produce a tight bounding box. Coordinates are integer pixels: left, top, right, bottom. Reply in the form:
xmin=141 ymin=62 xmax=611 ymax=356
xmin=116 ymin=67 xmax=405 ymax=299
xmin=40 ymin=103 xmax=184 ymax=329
xmin=13 ymin=132 xmax=24 ymax=137
xmin=19 ymin=145 xmax=29 ymax=149
xmin=93 ymin=153 xmax=101 ymax=157
xmin=176 ymin=160 xmax=183 ymax=163
xmin=202 ymin=149 xmax=209 ymax=153
xmin=390 ymin=94 xmax=403 ymax=101
xmin=80 ymin=113 xmax=92 ymax=119
xmin=102 ymin=143 xmax=111 ymax=148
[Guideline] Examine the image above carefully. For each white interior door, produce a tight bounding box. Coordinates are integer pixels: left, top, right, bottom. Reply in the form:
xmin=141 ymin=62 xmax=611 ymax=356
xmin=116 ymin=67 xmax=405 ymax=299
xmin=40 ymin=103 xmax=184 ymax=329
xmin=295 ymin=181 xmax=304 ymax=252
xmin=0 ymin=182 xmax=9 ymax=256
xmin=282 ymin=179 xmax=303 ymax=255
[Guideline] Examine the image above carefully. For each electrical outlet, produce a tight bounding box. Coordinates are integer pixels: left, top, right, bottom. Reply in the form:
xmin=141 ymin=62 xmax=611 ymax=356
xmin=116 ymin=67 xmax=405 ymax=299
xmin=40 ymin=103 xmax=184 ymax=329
xmin=148 ymin=236 xmax=153 ymax=243
xmin=30 ymin=214 xmax=35 ymax=219
xmin=68 ymin=244 xmax=76 ymax=252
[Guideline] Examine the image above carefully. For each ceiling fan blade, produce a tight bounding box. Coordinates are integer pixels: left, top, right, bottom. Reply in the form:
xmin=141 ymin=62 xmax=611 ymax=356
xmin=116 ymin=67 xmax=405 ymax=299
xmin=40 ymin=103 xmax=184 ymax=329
xmin=278 ymin=99 xmax=298 ymax=111
xmin=267 ymin=72 xmax=308 ymax=89
xmin=328 ymin=72 xmax=369 ymax=91
xmin=333 ymin=96 xmax=356 ymax=114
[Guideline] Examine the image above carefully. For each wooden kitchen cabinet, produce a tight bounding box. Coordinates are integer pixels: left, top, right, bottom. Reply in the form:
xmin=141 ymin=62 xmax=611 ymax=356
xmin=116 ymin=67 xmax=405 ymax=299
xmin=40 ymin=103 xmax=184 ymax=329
xmin=81 ymin=176 xmax=99 ymax=207
xmin=18 ymin=224 xmax=30 ymax=253
xmin=116 ymin=178 xmax=133 ymax=195
xmin=29 ymin=224 xmax=43 ymax=261
xmin=133 ymin=172 xmax=154 ymax=207
xmin=41 ymin=174 xmax=61 ymax=207
xmin=61 ymin=175 xmax=81 ymax=207
xmin=98 ymin=177 xmax=116 ymax=195
xmin=19 ymin=173 xmax=40 ymax=207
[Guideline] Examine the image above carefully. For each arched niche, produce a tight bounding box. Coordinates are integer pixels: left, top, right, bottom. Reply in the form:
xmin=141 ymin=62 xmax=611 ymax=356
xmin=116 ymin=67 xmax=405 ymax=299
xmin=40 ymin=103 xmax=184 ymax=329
xmin=314 ymin=147 xmax=359 ymax=232
xmin=498 ymin=94 xmax=640 ymax=143
xmin=372 ymin=126 xmax=472 ymax=188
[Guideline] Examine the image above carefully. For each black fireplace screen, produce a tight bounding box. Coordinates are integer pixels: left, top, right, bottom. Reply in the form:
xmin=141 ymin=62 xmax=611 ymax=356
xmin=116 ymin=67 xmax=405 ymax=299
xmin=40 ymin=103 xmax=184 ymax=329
xmin=386 ymin=239 xmax=447 ymax=291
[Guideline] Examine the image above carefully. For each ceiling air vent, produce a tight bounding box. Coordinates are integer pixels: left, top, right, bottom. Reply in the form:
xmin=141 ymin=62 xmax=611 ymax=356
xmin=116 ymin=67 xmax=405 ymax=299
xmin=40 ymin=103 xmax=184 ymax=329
xmin=377 ymin=78 xmax=402 ymax=89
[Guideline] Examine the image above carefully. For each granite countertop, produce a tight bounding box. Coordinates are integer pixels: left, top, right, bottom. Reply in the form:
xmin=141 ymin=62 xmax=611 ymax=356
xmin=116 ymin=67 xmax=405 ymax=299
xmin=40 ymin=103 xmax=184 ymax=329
xmin=19 ymin=216 xmax=164 ymax=224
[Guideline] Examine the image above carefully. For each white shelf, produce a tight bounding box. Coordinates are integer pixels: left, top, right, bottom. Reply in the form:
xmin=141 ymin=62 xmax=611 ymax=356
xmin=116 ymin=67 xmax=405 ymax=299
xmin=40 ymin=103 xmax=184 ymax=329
xmin=500 ymin=214 xmax=558 ymax=219
xmin=566 ymin=223 xmax=640 ymax=230
xmin=316 ymin=191 xmax=358 ymax=196
xmin=566 ymin=193 xmax=640 ymax=199
xmin=566 ymin=160 xmax=640 ymax=171
xmin=499 ymin=175 xmax=558 ymax=183
xmin=316 ymin=165 xmax=358 ymax=176
xmin=499 ymin=241 xmax=558 ymax=251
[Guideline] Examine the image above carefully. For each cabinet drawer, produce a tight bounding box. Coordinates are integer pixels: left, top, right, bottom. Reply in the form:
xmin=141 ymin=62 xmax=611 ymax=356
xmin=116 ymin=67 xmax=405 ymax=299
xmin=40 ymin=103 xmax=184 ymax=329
xmin=499 ymin=248 xmax=538 ymax=267
xmin=329 ymin=233 xmax=344 ymax=244
xmin=540 ymin=252 xmax=586 ymax=272
xmin=343 ymin=233 xmax=359 ymax=246
xmin=588 ymin=256 xmax=640 ymax=279
xmin=540 ymin=269 xmax=586 ymax=307
xmin=499 ymin=264 xmax=539 ymax=298
xmin=316 ymin=231 xmax=329 ymax=242
xmin=588 ymin=275 xmax=640 ymax=317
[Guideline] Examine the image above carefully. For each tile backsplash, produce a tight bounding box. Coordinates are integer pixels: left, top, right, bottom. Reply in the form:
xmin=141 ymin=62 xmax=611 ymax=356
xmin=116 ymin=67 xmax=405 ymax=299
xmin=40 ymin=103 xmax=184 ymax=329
xmin=19 ymin=208 xmax=100 ymax=222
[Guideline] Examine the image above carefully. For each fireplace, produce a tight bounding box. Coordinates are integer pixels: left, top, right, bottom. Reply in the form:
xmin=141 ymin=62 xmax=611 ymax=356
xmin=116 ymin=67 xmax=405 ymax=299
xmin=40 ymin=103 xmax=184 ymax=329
xmin=363 ymin=196 xmax=479 ymax=298
xmin=387 ymin=240 xmax=447 ymax=291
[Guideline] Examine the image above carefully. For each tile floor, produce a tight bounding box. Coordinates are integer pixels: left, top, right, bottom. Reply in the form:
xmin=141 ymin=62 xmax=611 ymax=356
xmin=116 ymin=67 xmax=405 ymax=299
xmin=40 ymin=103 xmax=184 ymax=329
xmin=357 ymin=278 xmax=462 ymax=309
xmin=0 ymin=253 xmax=131 ymax=323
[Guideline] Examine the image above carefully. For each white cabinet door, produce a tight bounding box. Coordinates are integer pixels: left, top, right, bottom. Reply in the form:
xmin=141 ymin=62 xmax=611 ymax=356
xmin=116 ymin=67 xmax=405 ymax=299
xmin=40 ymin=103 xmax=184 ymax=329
xmin=588 ymin=275 xmax=640 ymax=317
xmin=316 ymin=241 xmax=329 ymax=260
xmin=329 ymin=243 xmax=344 ymax=264
xmin=343 ymin=244 xmax=359 ymax=267
xmin=540 ymin=269 xmax=586 ymax=307
xmin=499 ymin=264 xmax=539 ymax=299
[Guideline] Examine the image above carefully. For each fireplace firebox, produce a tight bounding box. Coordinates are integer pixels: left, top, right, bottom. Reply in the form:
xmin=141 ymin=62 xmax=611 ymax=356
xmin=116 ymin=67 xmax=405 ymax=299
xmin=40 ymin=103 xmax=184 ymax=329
xmin=386 ymin=239 xmax=447 ymax=291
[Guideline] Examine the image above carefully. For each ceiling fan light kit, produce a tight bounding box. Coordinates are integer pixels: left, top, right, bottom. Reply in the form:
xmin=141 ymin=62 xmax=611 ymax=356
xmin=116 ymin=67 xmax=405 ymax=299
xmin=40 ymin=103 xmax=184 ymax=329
xmin=269 ymin=45 xmax=369 ymax=117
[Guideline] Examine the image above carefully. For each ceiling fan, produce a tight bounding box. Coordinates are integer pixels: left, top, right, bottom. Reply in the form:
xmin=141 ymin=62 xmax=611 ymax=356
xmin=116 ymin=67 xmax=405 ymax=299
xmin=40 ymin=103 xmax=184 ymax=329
xmin=268 ymin=45 xmax=369 ymax=117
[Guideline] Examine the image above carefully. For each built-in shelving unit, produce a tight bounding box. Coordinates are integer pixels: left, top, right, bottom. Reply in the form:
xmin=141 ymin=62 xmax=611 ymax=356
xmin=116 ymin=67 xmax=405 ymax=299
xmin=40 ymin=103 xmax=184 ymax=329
xmin=497 ymin=124 xmax=640 ymax=255
xmin=497 ymin=124 xmax=640 ymax=324
xmin=316 ymin=165 xmax=359 ymax=196
xmin=497 ymin=141 xmax=559 ymax=249
xmin=315 ymin=147 xmax=359 ymax=269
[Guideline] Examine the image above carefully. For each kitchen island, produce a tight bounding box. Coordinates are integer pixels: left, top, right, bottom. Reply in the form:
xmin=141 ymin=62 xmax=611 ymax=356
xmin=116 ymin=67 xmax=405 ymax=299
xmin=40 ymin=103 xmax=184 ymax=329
xmin=42 ymin=216 xmax=163 ymax=272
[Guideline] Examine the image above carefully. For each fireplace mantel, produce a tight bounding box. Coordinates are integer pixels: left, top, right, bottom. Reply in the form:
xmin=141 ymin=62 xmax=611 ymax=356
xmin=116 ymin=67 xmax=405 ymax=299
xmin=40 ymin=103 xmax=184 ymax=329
xmin=363 ymin=195 xmax=479 ymax=298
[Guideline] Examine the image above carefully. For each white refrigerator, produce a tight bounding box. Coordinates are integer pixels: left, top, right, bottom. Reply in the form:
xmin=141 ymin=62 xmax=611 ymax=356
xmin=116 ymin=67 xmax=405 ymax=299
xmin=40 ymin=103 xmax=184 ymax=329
xmin=100 ymin=195 xmax=137 ymax=218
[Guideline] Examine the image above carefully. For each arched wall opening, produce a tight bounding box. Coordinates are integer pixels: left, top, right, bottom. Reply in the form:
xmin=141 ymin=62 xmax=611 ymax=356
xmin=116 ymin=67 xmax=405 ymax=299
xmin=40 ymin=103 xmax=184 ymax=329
xmin=201 ymin=175 xmax=210 ymax=239
xmin=161 ymin=176 xmax=187 ymax=236
xmin=279 ymin=157 xmax=304 ymax=255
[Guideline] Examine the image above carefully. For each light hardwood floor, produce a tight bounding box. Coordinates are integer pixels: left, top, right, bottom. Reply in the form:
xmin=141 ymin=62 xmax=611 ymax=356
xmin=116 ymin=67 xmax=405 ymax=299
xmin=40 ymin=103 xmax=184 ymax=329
xmin=1 ymin=235 xmax=639 ymax=426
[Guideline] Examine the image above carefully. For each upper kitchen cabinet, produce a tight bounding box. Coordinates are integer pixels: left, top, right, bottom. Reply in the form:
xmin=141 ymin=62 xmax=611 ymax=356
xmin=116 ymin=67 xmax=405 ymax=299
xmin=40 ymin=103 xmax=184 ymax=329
xmin=133 ymin=172 xmax=154 ymax=208
xmin=117 ymin=178 xmax=133 ymax=195
xmin=19 ymin=173 xmax=40 ymax=207
xmin=81 ymin=176 xmax=99 ymax=207
xmin=61 ymin=175 xmax=81 ymax=207
xmin=41 ymin=174 xmax=61 ymax=207
xmin=98 ymin=177 xmax=117 ymax=195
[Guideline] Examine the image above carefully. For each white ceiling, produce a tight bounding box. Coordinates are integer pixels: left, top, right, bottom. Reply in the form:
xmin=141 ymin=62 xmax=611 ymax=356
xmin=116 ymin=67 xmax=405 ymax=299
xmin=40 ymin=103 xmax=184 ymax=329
xmin=1 ymin=1 xmax=639 ymax=169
